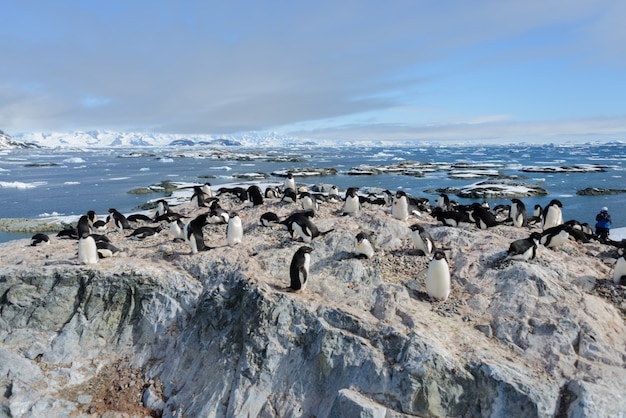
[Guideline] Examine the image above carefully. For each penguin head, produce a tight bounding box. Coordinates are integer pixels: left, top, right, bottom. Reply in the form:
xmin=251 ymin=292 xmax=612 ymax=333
xmin=432 ymin=250 xmax=447 ymax=262
xmin=299 ymin=246 xmax=314 ymax=254
xmin=395 ymin=190 xmax=406 ymax=198
xmin=409 ymin=224 xmax=424 ymax=232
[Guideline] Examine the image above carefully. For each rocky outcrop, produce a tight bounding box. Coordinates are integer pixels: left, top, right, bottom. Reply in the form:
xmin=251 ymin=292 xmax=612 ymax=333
xmin=577 ymin=187 xmax=626 ymax=196
xmin=0 ymin=194 xmax=625 ymax=417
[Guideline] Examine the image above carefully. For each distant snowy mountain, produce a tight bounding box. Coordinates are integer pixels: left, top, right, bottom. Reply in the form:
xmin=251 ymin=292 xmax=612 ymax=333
xmin=11 ymin=130 xmax=328 ymax=149
xmin=0 ymin=130 xmax=41 ymax=149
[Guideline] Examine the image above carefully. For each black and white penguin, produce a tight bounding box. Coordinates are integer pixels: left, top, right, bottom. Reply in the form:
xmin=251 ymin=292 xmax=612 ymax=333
xmin=430 ymin=207 xmax=470 ymax=227
xmin=127 ymin=213 xmax=153 ymax=223
xmin=614 ymin=247 xmax=626 ymax=285
xmin=288 ymin=246 xmax=314 ymax=292
xmin=227 ymin=212 xmax=243 ymax=246
xmin=209 ymin=202 xmax=229 ymax=224
xmin=300 ymin=191 xmax=319 ymax=213
xmin=156 ymin=199 xmax=171 ymax=218
xmin=354 ymin=231 xmax=375 ymax=259
xmin=184 ymin=213 xmax=210 ymax=254
xmin=96 ymin=241 xmax=122 ymax=258
xmin=87 ymin=210 xmax=97 ymax=227
xmin=30 ymin=233 xmax=50 ymax=246
xmin=279 ymin=210 xmax=315 ymax=237
xmin=284 ymin=172 xmax=297 ymax=194
xmin=469 ymin=203 xmax=499 ymax=229
xmin=506 ymin=232 xmax=542 ymax=261
xmin=542 ymin=199 xmax=564 ymax=230
xmin=127 ymin=225 xmax=163 ymax=240
xmin=425 ymin=250 xmax=451 ymax=301
xmin=510 ymin=198 xmax=528 ymax=228
xmin=291 ymin=215 xmax=321 ymax=243
xmin=78 ymin=232 xmax=98 ymax=264
xmin=260 ymin=212 xmax=280 ymax=227
xmin=108 ymin=208 xmax=131 ymax=231
xmin=540 ymin=224 xmax=571 ymax=249
xmin=202 ymin=182 xmax=213 ymax=198
xmin=436 ymin=194 xmax=451 ymax=211
xmin=265 ymin=186 xmax=280 ymax=199
xmin=282 ymin=188 xmax=298 ymax=204
xmin=392 ymin=190 xmax=410 ymax=221
xmin=57 ymin=228 xmax=78 ymax=240
xmin=409 ymin=224 xmax=436 ymax=256
xmin=77 ymin=215 xmax=92 ymax=237
xmin=246 ymin=185 xmax=264 ymax=207
xmin=169 ymin=218 xmax=186 ymax=241
xmin=328 ymin=186 xmax=341 ymax=203
xmin=342 ymin=187 xmax=361 ymax=216
xmin=191 ymin=185 xmax=209 ymax=208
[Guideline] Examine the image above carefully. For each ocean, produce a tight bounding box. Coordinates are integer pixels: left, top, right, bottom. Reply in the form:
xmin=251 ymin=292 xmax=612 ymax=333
xmin=1 ymin=142 xmax=625 ymax=243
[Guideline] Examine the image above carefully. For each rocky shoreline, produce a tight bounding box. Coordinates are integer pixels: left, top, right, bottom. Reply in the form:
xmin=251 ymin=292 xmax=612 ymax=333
xmin=1 ymin=185 xmax=625 ymax=417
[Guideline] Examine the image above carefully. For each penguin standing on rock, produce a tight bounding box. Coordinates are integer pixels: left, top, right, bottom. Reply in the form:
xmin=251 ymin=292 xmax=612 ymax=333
xmin=540 ymin=224 xmax=571 ymax=249
xmin=409 ymin=224 xmax=436 ymax=256
xmin=30 ymin=233 xmax=50 ymax=246
xmin=227 ymin=212 xmax=243 ymax=246
xmin=614 ymin=247 xmax=626 ymax=285
xmin=288 ymin=246 xmax=314 ymax=292
xmin=78 ymin=232 xmax=98 ymax=264
xmin=425 ymin=250 xmax=451 ymax=301
xmin=542 ymin=199 xmax=564 ymax=230
xmin=284 ymin=172 xmax=296 ymax=193
xmin=184 ymin=213 xmax=210 ymax=254
xmin=354 ymin=231 xmax=375 ymax=259
xmin=246 ymin=185 xmax=264 ymax=207
xmin=342 ymin=187 xmax=361 ymax=216
xmin=510 ymin=199 xmax=528 ymax=228
xmin=391 ymin=190 xmax=410 ymax=221
xmin=260 ymin=212 xmax=280 ymax=227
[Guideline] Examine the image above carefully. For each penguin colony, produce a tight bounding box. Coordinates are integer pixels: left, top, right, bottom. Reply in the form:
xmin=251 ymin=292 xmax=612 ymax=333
xmin=30 ymin=180 xmax=626 ymax=297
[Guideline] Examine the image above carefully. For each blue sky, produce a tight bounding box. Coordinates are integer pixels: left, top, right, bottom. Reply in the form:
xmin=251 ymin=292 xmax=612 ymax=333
xmin=1 ymin=1 xmax=625 ymax=143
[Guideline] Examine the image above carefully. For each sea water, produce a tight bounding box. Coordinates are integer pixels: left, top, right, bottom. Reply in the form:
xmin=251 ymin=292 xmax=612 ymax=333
xmin=0 ymin=143 xmax=624 ymax=243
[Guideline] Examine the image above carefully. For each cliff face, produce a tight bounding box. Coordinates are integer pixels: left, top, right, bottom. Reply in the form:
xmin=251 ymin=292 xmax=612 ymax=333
xmin=0 ymin=194 xmax=624 ymax=417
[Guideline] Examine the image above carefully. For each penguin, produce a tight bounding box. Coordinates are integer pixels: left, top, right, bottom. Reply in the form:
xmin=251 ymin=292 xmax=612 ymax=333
xmin=92 ymin=219 xmax=108 ymax=233
xmin=290 ymin=215 xmax=321 ymax=243
xmin=202 ymin=182 xmax=213 ymax=198
xmin=469 ymin=203 xmax=499 ymax=229
xmin=78 ymin=232 xmax=98 ymax=264
xmin=409 ymin=224 xmax=436 ymax=256
xmin=127 ymin=213 xmax=153 ymax=223
xmin=30 ymin=233 xmax=50 ymax=246
xmin=436 ymin=194 xmax=450 ymax=211
xmin=265 ymin=186 xmax=280 ymax=199
xmin=281 ymin=187 xmax=298 ymax=204
xmin=169 ymin=218 xmax=186 ymax=241
xmin=246 ymin=185 xmax=264 ymax=207
xmin=425 ymin=250 xmax=451 ymax=301
xmin=87 ymin=210 xmax=97 ymax=227
xmin=57 ymin=228 xmax=78 ymax=240
xmin=127 ymin=225 xmax=163 ymax=240
xmin=77 ymin=215 xmax=92 ymax=237
xmin=430 ymin=207 xmax=470 ymax=227
xmin=506 ymin=232 xmax=542 ymax=261
xmin=540 ymin=224 xmax=571 ymax=249
xmin=184 ymin=213 xmax=210 ymax=254
xmin=156 ymin=199 xmax=170 ymax=218
xmin=260 ymin=212 xmax=280 ymax=227
xmin=227 ymin=212 xmax=243 ymax=246
xmin=96 ymin=241 xmax=122 ymax=258
xmin=342 ymin=187 xmax=361 ymax=216
xmin=391 ymin=190 xmax=410 ymax=221
xmin=300 ymin=191 xmax=319 ymax=213
xmin=510 ymin=199 xmax=528 ymax=228
xmin=288 ymin=246 xmax=314 ymax=292
xmin=542 ymin=199 xmax=563 ymax=230
xmin=284 ymin=172 xmax=296 ymax=194
xmin=527 ymin=204 xmax=543 ymax=226
xmin=614 ymin=248 xmax=626 ymax=285
xmin=191 ymin=186 xmax=209 ymax=208
xmin=279 ymin=210 xmax=316 ymax=237
xmin=108 ymin=208 xmax=131 ymax=230
xmin=354 ymin=231 xmax=375 ymax=259
xmin=328 ymin=186 xmax=341 ymax=203
xmin=209 ymin=200 xmax=229 ymax=224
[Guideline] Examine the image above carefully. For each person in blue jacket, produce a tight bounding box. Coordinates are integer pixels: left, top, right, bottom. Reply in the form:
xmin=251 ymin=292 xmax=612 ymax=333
xmin=595 ymin=206 xmax=612 ymax=241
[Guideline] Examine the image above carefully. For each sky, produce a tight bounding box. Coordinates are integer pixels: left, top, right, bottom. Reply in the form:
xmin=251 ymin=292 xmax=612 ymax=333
xmin=1 ymin=0 xmax=625 ymax=143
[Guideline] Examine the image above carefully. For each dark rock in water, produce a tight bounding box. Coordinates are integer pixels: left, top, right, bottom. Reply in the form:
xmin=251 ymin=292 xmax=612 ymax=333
xmin=522 ymin=164 xmax=606 ymax=173
xmin=577 ymin=187 xmax=626 ymax=196
xmin=457 ymin=179 xmax=548 ymax=198
xmin=271 ymin=167 xmax=337 ymax=177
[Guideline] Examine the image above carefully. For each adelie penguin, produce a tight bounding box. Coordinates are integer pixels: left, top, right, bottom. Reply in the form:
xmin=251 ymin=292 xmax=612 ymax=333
xmin=354 ymin=231 xmax=375 ymax=259
xmin=282 ymin=188 xmax=298 ymax=204
xmin=127 ymin=225 xmax=163 ymax=240
xmin=391 ymin=190 xmax=410 ymax=221
xmin=288 ymin=246 xmax=314 ymax=292
xmin=288 ymin=214 xmax=333 ymax=243
xmin=77 ymin=214 xmax=92 ymax=237
xmin=283 ymin=172 xmax=296 ymax=194
xmin=509 ymin=198 xmax=528 ymax=228
xmin=468 ymin=203 xmax=499 ymax=230
xmin=30 ymin=233 xmax=50 ymax=246
xmin=265 ymin=186 xmax=280 ymax=199
xmin=614 ymin=247 xmax=626 ymax=285
xmin=540 ymin=224 xmax=571 ymax=249
xmin=260 ymin=212 xmax=280 ymax=227
xmin=430 ymin=207 xmax=470 ymax=227
xmin=409 ymin=224 xmax=436 ymax=256
xmin=342 ymin=187 xmax=361 ymax=216
xmin=184 ymin=213 xmax=210 ymax=254
xmin=426 ymin=250 xmax=451 ymax=301
xmin=246 ymin=185 xmax=264 ymax=207
xmin=542 ymin=199 xmax=563 ymax=230
xmin=169 ymin=218 xmax=186 ymax=241
xmin=107 ymin=208 xmax=131 ymax=231
xmin=78 ymin=232 xmax=98 ymax=264
xmin=506 ymin=232 xmax=542 ymax=261
xmin=227 ymin=212 xmax=243 ymax=246
xmin=300 ymin=191 xmax=319 ymax=213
